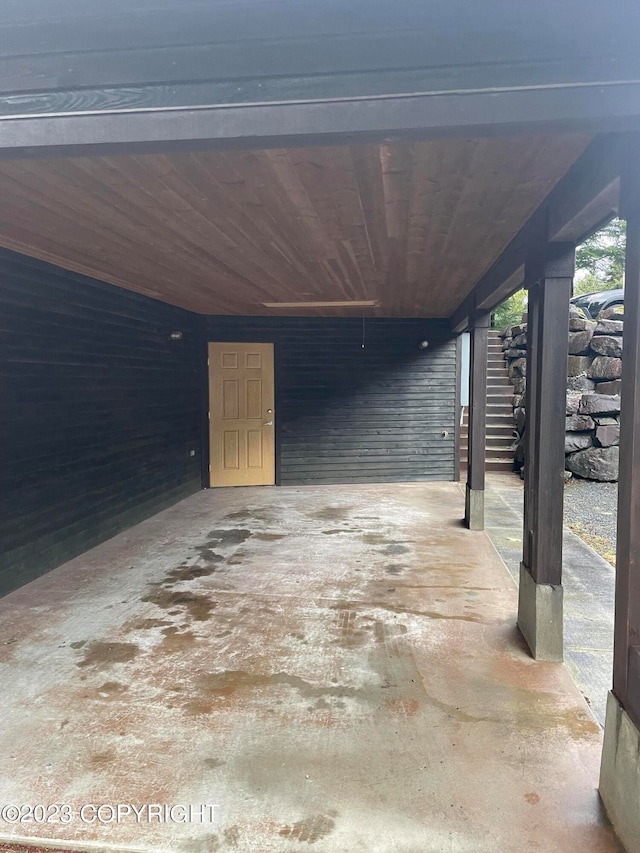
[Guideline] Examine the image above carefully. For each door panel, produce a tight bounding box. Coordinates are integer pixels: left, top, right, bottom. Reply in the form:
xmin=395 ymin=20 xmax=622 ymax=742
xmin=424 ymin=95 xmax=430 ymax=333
xmin=208 ymin=342 xmax=275 ymax=486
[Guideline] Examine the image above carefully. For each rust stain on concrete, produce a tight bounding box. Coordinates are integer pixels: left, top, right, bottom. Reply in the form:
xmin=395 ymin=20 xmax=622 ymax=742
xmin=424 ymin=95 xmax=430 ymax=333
xmin=203 ymin=757 xmax=225 ymax=769
xmin=141 ymin=587 xmax=216 ymax=622
xmin=309 ymin=505 xmax=353 ymax=522
xmin=127 ymin=617 xmax=172 ymax=630
xmin=195 ymin=670 xmax=366 ymax=702
xmin=205 ymin=528 xmax=253 ymax=547
xmin=361 ymin=532 xmax=389 ymax=545
xmin=386 ymin=698 xmax=420 ymax=717
xmin=321 ymin=528 xmax=355 ymax=535
xmin=89 ymin=748 xmax=116 ymax=769
xmin=94 ymin=681 xmax=129 ymax=699
xmin=279 ymin=813 xmax=337 ymax=843
xmin=76 ymin=641 xmax=138 ymax=669
xmin=253 ymin=533 xmax=287 ymax=541
xmin=164 ymin=562 xmax=222 ymax=584
xmin=227 ymin=550 xmax=248 ymax=565
xmin=159 ymin=626 xmax=198 ymax=653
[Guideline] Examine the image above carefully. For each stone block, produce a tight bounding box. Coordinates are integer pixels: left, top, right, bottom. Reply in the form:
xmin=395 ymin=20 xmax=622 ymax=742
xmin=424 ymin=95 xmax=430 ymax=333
xmin=567 ymin=373 xmax=597 ymax=393
xmin=568 ymin=329 xmax=594 ymax=355
xmin=595 ymin=319 xmax=624 ymax=334
xmin=590 ymin=335 xmax=623 ymax=357
xmin=514 ymin=437 xmax=525 ymax=464
xmin=570 ymin=304 xmax=586 ymax=319
xmin=578 ymin=394 xmax=621 ymax=415
xmin=565 ymin=433 xmax=592 ymax=453
xmin=567 ymin=355 xmax=593 ymax=376
xmin=594 ymin=416 xmax=618 ymax=426
xmin=601 ymin=307 xmax=624 ymax=320
xmin=512 ymin=394 xmax=523 ymax=408
xmin=510 ymin=324 xmax=526 ymax=337
xmin=502 ymin=337 xmax=513 ymax=351
xmin=515 ymin=407 xmax=526 ymax=433
xmin=588 ymin=356 xmax=622 ymax=380
xmin=512 ymin=376 xmax=526 ymax=395
xmin=569 ymin=317 xmax=597 ymax=332
xmin=565 ymin=446 xmax=619 ymax=481
xmin=595 ymin=424 xmax=620 ymax=447
xmin=508 ymin=357 xmax=526 ymax=377
xmin=566 ymin=392 xmax=582 ymax=414
xmin=566 ymin=414 xmax=595 ymax=431
xmin=505 ymin=348 xmax=527 ymax=359
xmin=595 ymin=379 xmax=622 ymax=396
xmin=512 ymin=332 xmax=527 ymax=348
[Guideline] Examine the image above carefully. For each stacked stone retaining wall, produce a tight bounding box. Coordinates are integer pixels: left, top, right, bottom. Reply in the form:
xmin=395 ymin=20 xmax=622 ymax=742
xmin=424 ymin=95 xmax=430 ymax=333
xmin=500 ymin=306 xmax=623 ymax=481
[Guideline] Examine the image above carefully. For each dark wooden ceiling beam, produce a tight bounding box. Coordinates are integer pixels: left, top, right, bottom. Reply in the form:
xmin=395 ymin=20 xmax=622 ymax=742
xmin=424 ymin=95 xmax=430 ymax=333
xmin=449 ymin=133 xmax=634 ymax=331
xmin=547 ymin=134 xmax=626 ymax=243
xmin=450 ymin=216 xmax=539 ymax=331
xmin=1 ymin=84 xmax=640 ymax=161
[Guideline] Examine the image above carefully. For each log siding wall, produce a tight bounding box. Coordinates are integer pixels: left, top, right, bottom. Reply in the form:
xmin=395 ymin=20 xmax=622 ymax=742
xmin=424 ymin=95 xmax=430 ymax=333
xmin=206 ymin=316 xmax=456 ymax=485
xmin=1 ymin=248 xmax=203 ymax=595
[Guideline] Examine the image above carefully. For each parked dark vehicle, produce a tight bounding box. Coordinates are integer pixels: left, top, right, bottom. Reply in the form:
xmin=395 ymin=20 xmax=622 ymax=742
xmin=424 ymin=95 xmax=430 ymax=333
xmin=570 ymin=288 xmax=624 ymax=319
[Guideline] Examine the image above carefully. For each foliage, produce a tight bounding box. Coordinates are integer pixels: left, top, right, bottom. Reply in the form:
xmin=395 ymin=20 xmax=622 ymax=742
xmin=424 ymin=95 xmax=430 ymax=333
xmin=490 ymin=219 xmax=625 ymax=330
xmin=491 ymin=289 xmax=527 ymax=330
xmin=573 ymin=273 xmax=615 ymax=297
xmin=575 ymin=218 xmax=626 ymax=291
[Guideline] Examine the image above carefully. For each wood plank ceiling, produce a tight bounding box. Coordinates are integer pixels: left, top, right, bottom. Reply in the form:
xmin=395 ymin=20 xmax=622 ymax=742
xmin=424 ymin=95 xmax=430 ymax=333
xmin=0 ymin=134 xmax=589 ymax=317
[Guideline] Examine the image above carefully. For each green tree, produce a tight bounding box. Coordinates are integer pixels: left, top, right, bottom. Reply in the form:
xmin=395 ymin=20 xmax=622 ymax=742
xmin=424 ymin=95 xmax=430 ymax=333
xmin=491 ymin=289 xmax=527 ymax=330
xmin=491 ymin=219 xmax=625 ymax=329
xmin=574 ymin=218 xmax=626 ymax=293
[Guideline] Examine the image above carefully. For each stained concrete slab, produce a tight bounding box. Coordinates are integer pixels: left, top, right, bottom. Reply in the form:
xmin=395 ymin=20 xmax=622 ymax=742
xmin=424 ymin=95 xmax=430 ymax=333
xmin=485 ymin=474 xmax=615 ymax=726
xmin=0 ymin=483 xmax=621 ymax=852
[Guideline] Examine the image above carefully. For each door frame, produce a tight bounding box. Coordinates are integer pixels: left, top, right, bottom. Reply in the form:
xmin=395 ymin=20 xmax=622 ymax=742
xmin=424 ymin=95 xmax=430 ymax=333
xmin=207 ymin=341 xmax=276 ymax=487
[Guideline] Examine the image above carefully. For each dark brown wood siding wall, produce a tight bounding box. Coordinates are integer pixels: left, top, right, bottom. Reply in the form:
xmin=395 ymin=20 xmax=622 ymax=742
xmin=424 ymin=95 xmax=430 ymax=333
xmin=206 ymin=316 xmax=456 ymax=485
xmin=1 ymin=248 xmax=203 ymax=596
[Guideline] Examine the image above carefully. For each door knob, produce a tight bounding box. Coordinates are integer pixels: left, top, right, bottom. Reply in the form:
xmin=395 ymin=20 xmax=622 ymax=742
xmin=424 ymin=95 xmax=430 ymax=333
xmin=262 ymin=420 xmax=273 ymax=426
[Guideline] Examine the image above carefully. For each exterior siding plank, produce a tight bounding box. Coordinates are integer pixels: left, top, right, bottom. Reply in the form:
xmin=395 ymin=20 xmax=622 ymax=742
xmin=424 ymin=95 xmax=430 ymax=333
xmin=206 ymin=316 xmax=456 ymax=486
xmin=1 ymin=248 xmax=203 ymax=595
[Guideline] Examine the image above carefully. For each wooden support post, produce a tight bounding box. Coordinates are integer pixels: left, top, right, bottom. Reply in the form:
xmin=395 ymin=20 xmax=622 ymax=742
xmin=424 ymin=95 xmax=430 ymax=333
xmin=517 ymin=241 xmax=574 ymax=662
xmin=454 ymin=334 xmax=463 ymax=482
xmin=465 ymin=313 xmax=489 ymax=530
xmin=612 ymin=174 xmax=640 ymax=727
xmin=600 ymin=150 xmax=640 ymax=853
xmin=521 ymin=262 xmax=541 ymax=574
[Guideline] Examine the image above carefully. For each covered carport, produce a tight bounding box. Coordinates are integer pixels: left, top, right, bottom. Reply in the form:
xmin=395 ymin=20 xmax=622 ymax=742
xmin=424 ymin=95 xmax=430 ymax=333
xmin=2 ymin=1 xmax=640 ymax=851
xmin=0 ymin=482 xmax=616 ymax=852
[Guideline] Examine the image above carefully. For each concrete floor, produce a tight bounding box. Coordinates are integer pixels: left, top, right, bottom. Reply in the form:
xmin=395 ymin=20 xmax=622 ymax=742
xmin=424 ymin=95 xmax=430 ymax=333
xmin=0 ymin=483 xmax=622 ymax=853
xmin=484 ymin=474 xmax=615 ymax=727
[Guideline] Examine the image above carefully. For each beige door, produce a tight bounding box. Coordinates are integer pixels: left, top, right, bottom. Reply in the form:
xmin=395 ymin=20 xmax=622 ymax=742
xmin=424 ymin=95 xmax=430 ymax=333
xmin=208 ymin=342 xmax=275 ymax=487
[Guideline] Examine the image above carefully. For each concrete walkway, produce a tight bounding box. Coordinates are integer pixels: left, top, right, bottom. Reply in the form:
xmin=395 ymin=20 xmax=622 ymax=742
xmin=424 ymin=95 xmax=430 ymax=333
xmin=484 ymin=473 xmax=615 ymax=727
xmin=0 ymin=483 xmax=620 ymax=853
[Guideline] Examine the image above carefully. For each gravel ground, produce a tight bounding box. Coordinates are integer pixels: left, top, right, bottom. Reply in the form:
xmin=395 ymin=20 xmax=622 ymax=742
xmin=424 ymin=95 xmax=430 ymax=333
xmin=563 ymin=478 xmax=618 ymax=565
